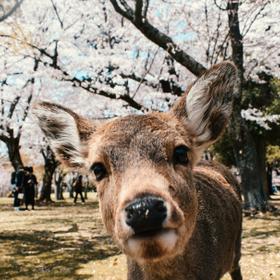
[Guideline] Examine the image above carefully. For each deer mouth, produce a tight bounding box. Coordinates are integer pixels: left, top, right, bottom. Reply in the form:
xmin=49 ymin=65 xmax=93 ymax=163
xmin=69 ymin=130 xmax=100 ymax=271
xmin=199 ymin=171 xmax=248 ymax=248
xmin=116 ymin=194 xmax=186 ymax=261
xmin=131 ymin=227 xmax=173 ymax=240
xmin=124 ymin=228 xmax=179 ymax=262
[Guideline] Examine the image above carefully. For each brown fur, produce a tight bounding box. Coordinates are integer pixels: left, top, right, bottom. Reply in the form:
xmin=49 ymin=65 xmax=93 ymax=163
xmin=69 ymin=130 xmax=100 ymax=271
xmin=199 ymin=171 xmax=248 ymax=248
xmin=34 ymin=62 xmax=242 ymax=280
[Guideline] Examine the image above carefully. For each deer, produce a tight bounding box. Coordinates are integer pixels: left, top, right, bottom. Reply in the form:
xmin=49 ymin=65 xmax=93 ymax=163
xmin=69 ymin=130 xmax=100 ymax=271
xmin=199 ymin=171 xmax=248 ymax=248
xmin=33 ymin=62 xmax=243 ymax=280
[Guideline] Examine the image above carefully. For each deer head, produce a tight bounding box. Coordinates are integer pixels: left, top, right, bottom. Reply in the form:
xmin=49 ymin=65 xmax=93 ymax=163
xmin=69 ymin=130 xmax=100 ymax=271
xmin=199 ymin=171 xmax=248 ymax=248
xmin=33 ymin=62 xmax=237 ymax=263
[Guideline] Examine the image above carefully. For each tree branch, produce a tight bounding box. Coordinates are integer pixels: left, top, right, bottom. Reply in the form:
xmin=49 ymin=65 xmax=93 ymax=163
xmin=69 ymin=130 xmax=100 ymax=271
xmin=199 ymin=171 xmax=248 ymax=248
xmin=0 ymin=0 xmax=24 ymax=22
xmin=110 ymin=0 xmax=206 ymax=76
xmin=19 ymin=92 xmax=33 ymax=127
xmin=1 ymin=33 xmax=149 ymax=111
xmin=8 ymin=96 xmax=21 ymax=119
xmin=209 ymin=12 xmax=222 ymax=65
xmin=0 ymin=134 xmax=9 ymax=143
xmin=142 ymin=0 xmax=149 ymax=19
xmin=242 ymin=2 xmax=269 ymax=37
xmin=135 ymin=0 xmax=143 ymax=24
xmin=214 ymin=0 xmax=228 ymax=11
xmin=110 ymin=0 xmax=134 ymax=20
xmin=227 ymin=0 xmax=244 ymax=83
xmin=64 ymin=75 xmax=145 ymax=111
xmin=50 ymin=0 xmax=64 ymax=29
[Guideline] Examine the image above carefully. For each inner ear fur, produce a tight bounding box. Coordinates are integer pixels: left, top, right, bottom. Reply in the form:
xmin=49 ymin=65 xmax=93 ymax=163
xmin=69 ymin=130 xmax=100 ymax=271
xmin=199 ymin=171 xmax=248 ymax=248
xmin=33 ymin=101 xmax=96 ymax=168
xmin=171 ymin=61 xmax=237 ymax=148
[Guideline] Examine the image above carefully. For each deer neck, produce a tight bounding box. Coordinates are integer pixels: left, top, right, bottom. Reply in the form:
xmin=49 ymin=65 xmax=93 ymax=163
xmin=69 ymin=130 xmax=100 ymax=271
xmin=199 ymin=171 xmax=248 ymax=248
xmin=127 ymin=254 xmax=190 ymax=280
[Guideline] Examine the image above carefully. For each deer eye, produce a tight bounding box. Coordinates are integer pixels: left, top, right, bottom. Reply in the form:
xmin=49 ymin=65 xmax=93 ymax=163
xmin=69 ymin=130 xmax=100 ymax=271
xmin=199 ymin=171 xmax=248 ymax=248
xmin=90 ymin=163 xmax=107 ymax=181
xmin=173 ymin=145 xmax=189 ymax=165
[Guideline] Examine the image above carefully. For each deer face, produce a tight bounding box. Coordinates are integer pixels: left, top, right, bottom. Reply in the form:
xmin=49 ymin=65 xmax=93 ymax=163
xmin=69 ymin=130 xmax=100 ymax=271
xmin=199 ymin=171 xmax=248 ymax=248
xmin=34 ymin=62 xmax=237 ymax=263
xmin=85 ymin=114 xmax=198 ymax=262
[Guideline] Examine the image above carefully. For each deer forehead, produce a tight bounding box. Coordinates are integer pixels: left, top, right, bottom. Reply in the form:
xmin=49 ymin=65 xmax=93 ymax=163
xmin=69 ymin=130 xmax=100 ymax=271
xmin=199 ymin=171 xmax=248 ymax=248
xmin=87 ymin=114 xmax=192 ymax=167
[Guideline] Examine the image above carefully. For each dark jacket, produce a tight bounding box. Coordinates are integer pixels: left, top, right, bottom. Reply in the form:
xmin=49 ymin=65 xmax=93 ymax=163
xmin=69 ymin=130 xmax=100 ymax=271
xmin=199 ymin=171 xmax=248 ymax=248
xmin=74 ymin=177 xmax=83 ymax=193
xmin=23 ymin=174 xmax=37 ymax=204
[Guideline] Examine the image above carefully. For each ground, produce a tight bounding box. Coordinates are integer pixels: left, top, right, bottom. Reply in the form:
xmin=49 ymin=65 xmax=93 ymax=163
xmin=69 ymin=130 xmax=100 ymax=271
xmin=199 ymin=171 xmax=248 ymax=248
xmin=0 ymin=193 xmax=280 ymax=280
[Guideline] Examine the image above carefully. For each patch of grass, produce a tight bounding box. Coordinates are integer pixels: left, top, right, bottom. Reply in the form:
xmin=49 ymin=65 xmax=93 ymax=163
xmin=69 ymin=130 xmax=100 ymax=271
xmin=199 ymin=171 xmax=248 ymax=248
xmin=0 ymin=194 xmax=121 ymax=280
xmin=1 ymin=194 xmax=280 ymax=279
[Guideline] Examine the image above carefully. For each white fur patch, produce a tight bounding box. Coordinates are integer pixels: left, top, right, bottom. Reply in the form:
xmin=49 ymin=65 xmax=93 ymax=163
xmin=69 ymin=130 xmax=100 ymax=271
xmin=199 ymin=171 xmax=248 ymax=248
xmin=185 ymin=79 xmax=213 ymax=142
xmin=158 ymin=229 xmax=177 ymax=251
xmin=126 ymin=229 xmax=178 ymax=261
xmin=127 ymin=237 xmax=143 ymax=255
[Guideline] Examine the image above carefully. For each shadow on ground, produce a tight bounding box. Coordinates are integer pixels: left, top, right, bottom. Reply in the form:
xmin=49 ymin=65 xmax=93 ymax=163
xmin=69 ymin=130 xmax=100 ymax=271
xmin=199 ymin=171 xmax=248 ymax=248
xmin=241 ymin=212 xmax=280 ymax=256
xmin=0 ymin=230 xmax=120 ymax=280
xmin=1 ymin=194 xmax=280 ymax=280
xmin=0 ymin=196 xmax=121 ymax=280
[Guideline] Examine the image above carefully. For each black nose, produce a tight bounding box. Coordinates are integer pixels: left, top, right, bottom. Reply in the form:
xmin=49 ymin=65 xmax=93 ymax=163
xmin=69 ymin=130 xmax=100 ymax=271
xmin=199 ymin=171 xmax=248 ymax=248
xmin=125 ymin=196 xmax=167 ymax=235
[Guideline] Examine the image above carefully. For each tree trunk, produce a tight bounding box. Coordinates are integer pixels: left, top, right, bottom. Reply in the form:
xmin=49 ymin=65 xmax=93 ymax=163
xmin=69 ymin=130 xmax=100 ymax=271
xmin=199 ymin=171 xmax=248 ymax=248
xmin=39 ymin=146 xmax=58 ymax=202
xmin=256 ymin=137 xmax=269 ymax=199
xmin=69 ymin=185 xmax=74 ymax=198
xmin=54 ymin=169 xmax=65 ymax=200
xmin=227 ymin=0 xmax=268 ymax=212
xmin=230 ymin=111 xmax=268 ymax=211
xmin=40 ymin=166 xmax=55 ymax=202
xmin=6 ymin=137 xmax=24 ymax=170
xmin=55 ymin=184 xmax=64 ymax=200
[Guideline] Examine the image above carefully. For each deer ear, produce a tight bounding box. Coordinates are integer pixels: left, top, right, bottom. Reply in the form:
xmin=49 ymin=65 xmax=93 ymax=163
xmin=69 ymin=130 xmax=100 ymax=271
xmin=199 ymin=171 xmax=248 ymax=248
xmin=33 ymin=102 xmax=96 ymax=168
xmin=172 ymin=61 xmax=237 ymax=148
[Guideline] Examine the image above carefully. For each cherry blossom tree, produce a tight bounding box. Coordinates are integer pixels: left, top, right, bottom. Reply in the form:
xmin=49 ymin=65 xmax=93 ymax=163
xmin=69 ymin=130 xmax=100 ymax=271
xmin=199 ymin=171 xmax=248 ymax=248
xmin=109 ymin=0 xmax=280 ymax=211
xmin=0 ymin=0 xmax=279 ymax=211
xmin=0 ymin=83 xmax=33 ymax=170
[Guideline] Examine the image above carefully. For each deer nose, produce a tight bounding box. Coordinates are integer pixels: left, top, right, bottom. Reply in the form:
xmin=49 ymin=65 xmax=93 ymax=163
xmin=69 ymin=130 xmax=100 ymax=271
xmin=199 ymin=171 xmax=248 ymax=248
xmin=125 ymin=196 xmax=167 ymax=235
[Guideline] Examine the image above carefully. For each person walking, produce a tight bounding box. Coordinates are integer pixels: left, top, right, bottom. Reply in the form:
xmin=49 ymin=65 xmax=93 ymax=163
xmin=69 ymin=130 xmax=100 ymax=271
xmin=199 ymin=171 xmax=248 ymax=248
xmin=23 ymin=166 xmax=37 ymax=210
xmin=73 ymin=175 xmax=85 ymax=204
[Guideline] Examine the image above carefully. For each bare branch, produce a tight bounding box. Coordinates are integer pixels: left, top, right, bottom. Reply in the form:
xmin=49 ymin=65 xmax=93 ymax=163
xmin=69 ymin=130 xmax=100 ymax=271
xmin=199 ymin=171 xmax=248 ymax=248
xmin=17 ymin=92 xmax=33 ymax=138
xmin=110 ymin=0 xmax=134 ymax=20
xmin=209 ymin=12 xmax=222 ymax=65
xmin=51 ymin=40 xmax=59 ymax=68
xmin=135 ymin=0 xmax=143 ymax=23
xmin=132 ymin=47 xmax=160 ymax=98
xmin=0 ymin=134 xmax=9 ymax=143
xmin=64 ymin=75 xmax=146 ymax=111
xmin=8 ymin=96 xmax=21 ymax=119
xmin=242 ymin=1 xmax=269 ymax=37
xmin=41 ymin=148 xmax=47 ymax=160
xmin=0 ymin=0 xmax=24 ymax=22
xmin=110 ymin=0 xmax=205 ymax=76
xmin=135 ymin=0 xmax=150 ymax=22
xmin=121 ymin=73 xmax=157 ymax=89
xmin=21 ymin=91 xmax=33 ymax=123
xmin=214 ymin=0 xmax=228 ymax=11
xmin=50 ymin=0 xmax=64 ymax=29
xmin=213 ymin=31 xmax=230 ymax=64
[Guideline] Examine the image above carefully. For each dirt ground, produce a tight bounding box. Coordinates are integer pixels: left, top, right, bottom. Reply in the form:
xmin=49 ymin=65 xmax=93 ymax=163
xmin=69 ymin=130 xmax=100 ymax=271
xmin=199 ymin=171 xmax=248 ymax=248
xmin=0 ymin=193 xmax=280 ymax=280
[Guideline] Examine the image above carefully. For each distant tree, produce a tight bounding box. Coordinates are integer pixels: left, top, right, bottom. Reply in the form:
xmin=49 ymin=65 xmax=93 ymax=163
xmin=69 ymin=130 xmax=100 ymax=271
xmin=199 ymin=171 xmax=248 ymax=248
xmin=39 ymin=145 xmax=59 ymax=202
xmin=0 ymin=90 xmax=32 ymax=170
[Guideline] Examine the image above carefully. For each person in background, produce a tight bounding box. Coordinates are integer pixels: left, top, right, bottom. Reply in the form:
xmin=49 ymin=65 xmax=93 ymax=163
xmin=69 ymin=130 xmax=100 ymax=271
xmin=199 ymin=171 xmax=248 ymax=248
xmin=23 ymin=166 xmax=37 ymax=210
xmin=73 ymin=175 xmax=85 ymax=204
xmin=13 ymin=167 xmax=25 ymax=211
